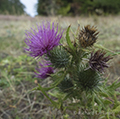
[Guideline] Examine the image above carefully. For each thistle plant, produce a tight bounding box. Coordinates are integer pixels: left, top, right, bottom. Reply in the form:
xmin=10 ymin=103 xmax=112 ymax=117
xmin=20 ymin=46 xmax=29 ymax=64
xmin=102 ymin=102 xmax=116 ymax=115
xmin=24 ymin=21 xmax=63 ymax=58
xmin=25 ymin=21 xmax=120 ymax=118
xmin=79 ymin=25 xmax=99 ymax=48
xmin=35 ymin=60 xmax=54 ymax=79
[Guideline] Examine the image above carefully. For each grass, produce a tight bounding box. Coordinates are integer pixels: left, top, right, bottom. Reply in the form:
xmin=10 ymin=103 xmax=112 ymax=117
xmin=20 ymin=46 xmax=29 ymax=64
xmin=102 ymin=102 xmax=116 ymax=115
xmin=0 ymin=15 xmax=120 ymax=119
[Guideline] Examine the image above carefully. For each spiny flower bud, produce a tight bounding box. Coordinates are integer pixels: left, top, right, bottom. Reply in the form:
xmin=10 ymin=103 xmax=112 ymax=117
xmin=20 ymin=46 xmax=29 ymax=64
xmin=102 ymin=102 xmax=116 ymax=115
xmin=58 ymin=77 xmax=73 ymax=93
xmin=89 ymin=50 xmax=113 ymax=73
xmin=77 ymin=69 xmax=101 ymax=90
xmin=47 ymin=47 xmax=70 ymax=68
xmin=78 ymin=25 xmax=99 ymax=48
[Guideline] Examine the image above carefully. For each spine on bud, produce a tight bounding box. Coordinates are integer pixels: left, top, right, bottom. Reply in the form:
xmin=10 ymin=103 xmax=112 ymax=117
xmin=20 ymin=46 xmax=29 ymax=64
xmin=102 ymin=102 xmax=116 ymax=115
xmin=47 ymin=47 xmax=70 ymax=68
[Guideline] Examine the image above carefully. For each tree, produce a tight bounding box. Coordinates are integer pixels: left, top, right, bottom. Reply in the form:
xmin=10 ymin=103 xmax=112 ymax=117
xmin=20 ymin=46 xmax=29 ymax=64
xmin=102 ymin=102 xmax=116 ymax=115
xmin=0 ymin=0 xmax=25 ymax=15
xmin=36 ymin=0 xmax=120 ymax=16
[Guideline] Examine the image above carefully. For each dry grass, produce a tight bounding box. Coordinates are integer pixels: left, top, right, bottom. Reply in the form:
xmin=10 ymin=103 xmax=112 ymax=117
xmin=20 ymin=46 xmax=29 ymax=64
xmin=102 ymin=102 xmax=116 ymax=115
xmin=0 ymin=15 xmax=120 ymax=119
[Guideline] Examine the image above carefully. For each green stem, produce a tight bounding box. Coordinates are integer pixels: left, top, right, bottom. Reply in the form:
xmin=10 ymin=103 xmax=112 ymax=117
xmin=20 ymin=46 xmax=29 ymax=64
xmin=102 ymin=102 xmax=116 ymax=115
xmin=38 ymin=84 xmax=57 ymax=107
xmin=95 ymin=44 xmax=120 ymax=56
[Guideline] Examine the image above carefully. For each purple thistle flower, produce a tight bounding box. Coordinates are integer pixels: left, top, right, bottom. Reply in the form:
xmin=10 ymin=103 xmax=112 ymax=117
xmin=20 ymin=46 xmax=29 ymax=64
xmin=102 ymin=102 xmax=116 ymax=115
xmin=24 ymin=21 xmax=63 ymax=58
xmin=89 ymin=50 xmax=112 ymax=73
xmin=35 ymin=60 xmax=54 ymax=79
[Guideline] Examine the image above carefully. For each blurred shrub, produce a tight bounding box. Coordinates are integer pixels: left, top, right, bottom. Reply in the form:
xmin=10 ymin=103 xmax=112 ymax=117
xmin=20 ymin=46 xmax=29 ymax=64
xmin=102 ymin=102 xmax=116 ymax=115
xmin=94 ymin=0 xmax=120 ymax=14
xmin=57 ymin=4 xmax=71 ymax=16
xmin=36 ymin=0 xmax=120 ymax=16
xmin=0 ymin=0 xmax=25 ymax=15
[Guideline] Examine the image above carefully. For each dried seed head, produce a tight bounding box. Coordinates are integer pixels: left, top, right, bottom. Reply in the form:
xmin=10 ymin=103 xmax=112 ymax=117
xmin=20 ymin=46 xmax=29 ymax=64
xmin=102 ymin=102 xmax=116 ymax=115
xmin=79 ymin=25 xmax=99 ymax=48
xmin=89 ymin=50 xmax=113 ymax=73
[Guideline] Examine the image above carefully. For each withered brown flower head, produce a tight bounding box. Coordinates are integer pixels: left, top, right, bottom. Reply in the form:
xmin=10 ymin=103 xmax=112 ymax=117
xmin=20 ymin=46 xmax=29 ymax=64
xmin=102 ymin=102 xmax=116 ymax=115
xmin=89 ymin=50 xmax=112 ymax=73
xmin=79 ymin=25 xmax=99 ymax=48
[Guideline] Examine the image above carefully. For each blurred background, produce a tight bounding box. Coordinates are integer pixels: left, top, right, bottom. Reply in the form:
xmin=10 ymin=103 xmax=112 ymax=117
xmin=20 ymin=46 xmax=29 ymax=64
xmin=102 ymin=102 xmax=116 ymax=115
xmin=0 ymin=0 xmax=120 ymax=16
xmin=0 ymin=0 xmax=120 ymax=119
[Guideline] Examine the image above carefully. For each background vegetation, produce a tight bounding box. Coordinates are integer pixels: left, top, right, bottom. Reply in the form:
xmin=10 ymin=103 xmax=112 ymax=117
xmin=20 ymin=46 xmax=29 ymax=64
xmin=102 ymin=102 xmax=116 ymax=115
xmin=0 ymin=0 xmax=25 ymax=15
xmin=36 ymin=0 xmax=120 ymax=16
xmin=0 ymin=0 xmax=120 ymax=16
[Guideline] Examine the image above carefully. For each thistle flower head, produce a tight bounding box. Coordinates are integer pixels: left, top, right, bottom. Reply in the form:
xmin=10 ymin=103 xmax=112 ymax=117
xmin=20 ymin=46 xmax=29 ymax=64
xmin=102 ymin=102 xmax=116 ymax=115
xmin=35 ymin=60 xmax=54 ymax=79
xmin=79 ymin=25 xmax=99 ymax=48
xmin=89 ymin=50 xmax=112 ymax=73
xmin=24 ymin=21 xmax=63 ymax=58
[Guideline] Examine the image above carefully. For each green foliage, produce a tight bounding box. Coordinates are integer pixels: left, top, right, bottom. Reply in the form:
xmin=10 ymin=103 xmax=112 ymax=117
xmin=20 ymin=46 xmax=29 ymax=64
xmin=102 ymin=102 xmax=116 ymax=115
xmin=94 ymin=0 xmax=120 ymax=14
xmin=33 ymin=23 xmax=120 ymax=118
xmin=0 ymin=55 xmax=36 ymax=88
xmin=113 ymin=105 xmax=120 ymax=114
xmin=37 ymin=0 xmax=48 ymax=15
xmin=57 ymin=4 xmax=71 ymax=16
xmin=66 ymin=25 xmax=75 ymax=51
xmin=36 ymin=0 xmax=120 ymax=16
xmin=0 ymin=0 xmax=25 ymax=15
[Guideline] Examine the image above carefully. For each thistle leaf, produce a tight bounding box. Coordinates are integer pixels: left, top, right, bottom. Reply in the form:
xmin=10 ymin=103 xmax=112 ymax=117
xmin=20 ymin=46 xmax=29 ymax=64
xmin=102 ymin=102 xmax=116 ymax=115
xmin=112 ymin=105 xmax=120 ymax=114
xmin=108 ymin=78 xmax=120 ymax=90
xmin=95 ymin=44 xmax=120 ymax=56
xmin=37 ymin=84 xmax=57 ymax=106
xmin=103 ymin=99 xmax=113 ymax=105
xmin=66 ymin=25 xmax=75 ymax=51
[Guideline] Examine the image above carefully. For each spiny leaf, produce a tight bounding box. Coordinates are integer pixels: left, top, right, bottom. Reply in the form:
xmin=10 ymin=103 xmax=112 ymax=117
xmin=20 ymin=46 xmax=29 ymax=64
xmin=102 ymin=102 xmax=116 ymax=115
xmin=108 ymin=78 xmax=120 ymax=90
xmin=95 ymin=44 xmax=120 ymax=56
xmin=99 ymin=87 xmax=110 ymax=97
xmin=95 ymin=96 xmax=106 ymax=110
xmin=37 ymin=84 xmax=57 ymax=107
xmin=66 ymin=25 xmax=75 ymax=51
xmin=48 ymin=89 xmax=66 ymax=99
xmin=38 ymin=71 xmax=66 ymax=91
xmin=112 ymin=105 xmax=120 ymax=114
xmin=103 ymin=99 xmax=113 ymax=105
xmin=51 ymin=70 xmax=67 ymax=87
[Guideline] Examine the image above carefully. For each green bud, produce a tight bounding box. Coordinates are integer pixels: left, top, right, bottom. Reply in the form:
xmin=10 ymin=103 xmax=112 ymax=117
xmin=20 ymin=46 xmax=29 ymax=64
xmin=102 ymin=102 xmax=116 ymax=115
xmin=47 ymin=47 xmax=70 ymax=68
